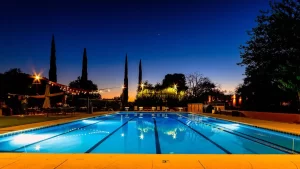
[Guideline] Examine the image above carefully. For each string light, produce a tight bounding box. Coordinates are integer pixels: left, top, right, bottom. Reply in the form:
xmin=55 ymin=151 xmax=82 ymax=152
xmin=30 ymin=73 xmax=119 ymax=95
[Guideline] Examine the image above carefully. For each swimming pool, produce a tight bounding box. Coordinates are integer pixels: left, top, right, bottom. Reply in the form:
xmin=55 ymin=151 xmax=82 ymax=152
xmin=0 ymin=112 xmax=299 ymax=154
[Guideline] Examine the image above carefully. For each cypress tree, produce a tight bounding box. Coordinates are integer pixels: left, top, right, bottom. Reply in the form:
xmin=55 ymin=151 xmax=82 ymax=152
xmin=81 ymin=48 xmax=88 ymax=89
xmin=122 ymin=54 xmax=129 ymax=106
xmin=49 ymin=35 xmax=57 ymax=82
xmin=138 ymin=59 xmax=142 ymax=92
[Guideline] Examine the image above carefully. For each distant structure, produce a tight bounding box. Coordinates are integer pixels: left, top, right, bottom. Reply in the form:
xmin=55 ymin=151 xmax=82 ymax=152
xmin=81 ymin=48 xmax=88 ymax=89
xmin=137 ymin=59 xmax=142 ymax=92
xmin=49 ymin=34 xmax=57 ymax=82
xmin=122 ymin=54 xmax=129 ymax=107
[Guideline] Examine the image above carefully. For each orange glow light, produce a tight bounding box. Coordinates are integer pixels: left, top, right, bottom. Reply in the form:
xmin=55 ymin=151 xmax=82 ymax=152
xmin=32 ymin=72 xmax=42 ymax=84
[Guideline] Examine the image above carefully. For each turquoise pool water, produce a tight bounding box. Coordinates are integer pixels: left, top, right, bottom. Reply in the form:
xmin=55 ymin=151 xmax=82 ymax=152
xmin=0 ymin=112 xmax=299 ymax=154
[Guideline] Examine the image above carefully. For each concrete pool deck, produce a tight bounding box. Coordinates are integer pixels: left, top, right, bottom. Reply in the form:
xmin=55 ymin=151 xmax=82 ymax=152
xmin=0 ymin=154 xmax=300 ymax=169
xmin=0 ymin=111 xmax=114 ymax=135
xmin=198 ymin=113 xmax=300 ymax=136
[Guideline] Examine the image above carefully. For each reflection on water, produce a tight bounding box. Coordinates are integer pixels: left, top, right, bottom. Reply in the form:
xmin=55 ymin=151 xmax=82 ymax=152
xmin=185 ymin=115 xmax=223 ymax=134
xmin=131 ymin=114 xmax=223 ymax=143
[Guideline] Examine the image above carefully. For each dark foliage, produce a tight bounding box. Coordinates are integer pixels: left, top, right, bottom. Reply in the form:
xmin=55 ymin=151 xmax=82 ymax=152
xmin=122 ymin=54 xmax=129 ymax=107
xmin=185 ymin=72 xmax=222 ymax=103
xmin=0 ymin=68 xmax=50 ymax=113
xmin=81 ymin=48 xmax=88 ymax=86
xmin=49 ymin=35 xmax=57 ymax=82
xmin=137 ymin=59 xmax=142 ymax=92
xmin=237 ymin=0 xmax=300 ymax=112
xmin=69 ymin=76 xmax=99 ymax=99
xmin=162 ymin=73 xmax=188 ymax=92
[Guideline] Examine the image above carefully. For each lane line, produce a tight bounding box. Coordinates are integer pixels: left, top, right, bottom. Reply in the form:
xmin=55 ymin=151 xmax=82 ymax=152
xmin=153 ymin=119 xmax=161 ymax=154
xmin=181 ymin=115 xmax=297 ymax=154
xmin=206 ymin=121 xmax=297 ymax=154
xmin=85 ymin=117 xmax=136 ymax=153
xmin=171 ymin=117 xmax=231 ymax=154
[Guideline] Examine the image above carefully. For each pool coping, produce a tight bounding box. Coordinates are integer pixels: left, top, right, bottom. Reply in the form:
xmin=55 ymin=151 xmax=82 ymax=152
xmin=190 ymin=112 xmax=300 ymax=137
xmin=0 ymin=112 xmax=115 ymax=138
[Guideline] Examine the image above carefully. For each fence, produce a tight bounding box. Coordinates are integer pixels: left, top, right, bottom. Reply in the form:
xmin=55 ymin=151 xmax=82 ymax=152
xmin=187 ymin=103 xmax=203 ymax=113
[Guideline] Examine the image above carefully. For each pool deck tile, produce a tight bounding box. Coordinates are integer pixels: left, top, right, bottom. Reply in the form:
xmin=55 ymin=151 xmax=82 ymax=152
xmin=199 ymin=158 xmax=252 ymax=169
xmin=3 ymin=157 xmax=68 ymax=169
xmin=0 ymin=159 xmax=20 ymax=168
xmin=0 ymin=111 xmax=115 ymax=135
xmin=198 ymin=113 xmax=300 ymax=135
xmin=291 ymin=161 xmax=300 ymax=169
xmin=0 ymin=154 xmax=300 ymax=169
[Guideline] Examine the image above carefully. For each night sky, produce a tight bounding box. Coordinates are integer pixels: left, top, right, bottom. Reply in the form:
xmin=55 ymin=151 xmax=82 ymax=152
xmin=0 ymin=0 xmax=270 ymax=100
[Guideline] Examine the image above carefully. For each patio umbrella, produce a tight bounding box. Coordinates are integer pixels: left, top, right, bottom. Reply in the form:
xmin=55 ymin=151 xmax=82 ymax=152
xmin=43 ymin=84 xmax=51 ymax=108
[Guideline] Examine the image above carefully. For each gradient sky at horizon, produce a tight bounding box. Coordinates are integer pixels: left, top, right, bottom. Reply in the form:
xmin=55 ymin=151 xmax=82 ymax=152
xmin=0 ymin=0 xmax=270 ymax=100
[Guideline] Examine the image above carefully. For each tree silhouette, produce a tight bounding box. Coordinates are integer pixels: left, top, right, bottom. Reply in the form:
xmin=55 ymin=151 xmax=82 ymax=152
xmin=161 ymin=73 xmax=188 ymax=92
xmin=0 ymin=68 xmax=46 ymax=96
xmin=0 ymin=68 xmax=48 ymax=113
xmin=81 ymin=48 xmax=88 ymax=89
xmin=137 ymin=59 xmax=142 ymax=92
xmin=238 ymin=0 xmax=300 ymax=111
xmin=49 ymin=35 xmax=57 ymax=82
xmin=185 ymin=72 xmax=219 ymax=102
xmin=69 ymin=76 xmax=98 ymax=91
xmin=122 ymin=54 xmax=128 ymax=107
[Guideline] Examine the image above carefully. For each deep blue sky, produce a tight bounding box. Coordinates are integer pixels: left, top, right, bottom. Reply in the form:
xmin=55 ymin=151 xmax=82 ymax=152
xmin=0 ymin=0 xmax=270 ymax=100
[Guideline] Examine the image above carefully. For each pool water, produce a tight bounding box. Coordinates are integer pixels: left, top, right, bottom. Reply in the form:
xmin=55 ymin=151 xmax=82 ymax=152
xmin=0 ymin=112 xmax=299 ymax=154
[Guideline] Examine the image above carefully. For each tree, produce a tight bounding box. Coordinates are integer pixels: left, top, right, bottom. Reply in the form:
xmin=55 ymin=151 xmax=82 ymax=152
xmin=81 ymin=48 xmax=88 ymax=88
xmin=137 ymin=59 xmax=142 ymax=92
xmin=0 ymin=68 xmax=49 ymax=113
xmin=238 ymin=0 xmax=300 ymax=110
xmin=185 ymin=72 xmax=218 ymax=102
xmin=235 ymin=76 xmax=295 ymax=111
xmin=135 ymin=80 xmax=164 ymax=106
xmin=142 ymin=81 xmax=154 ymax=90
xmin=4 ymin=68 xmax=22 ymax=75
xmin=0 ymin=68 xmax=45 ymax=96
xmin=154 ymin=83 xmax=163 ymax=91
xmin=161 ymin=73 xmax=188 ymax=92
xmin=69 ymin=76 xmax=99 ymax=99
xmin=49 ymin=35 xmax=57 ymax=82
xmin=69 ymin=76 xmax=81 ymax=89
xmin=122 ymin=54 xmax=128 ymax=107
xmin=69 ymin=76 xmax=98 ymax=91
